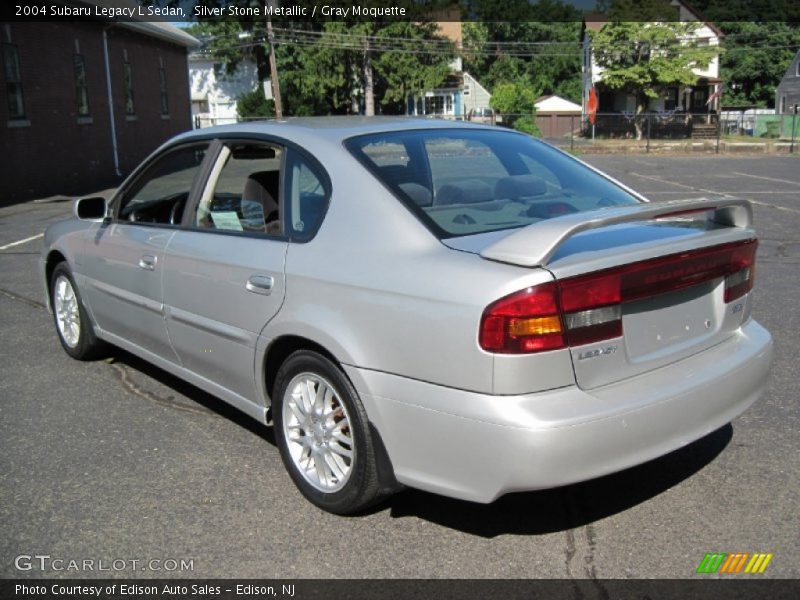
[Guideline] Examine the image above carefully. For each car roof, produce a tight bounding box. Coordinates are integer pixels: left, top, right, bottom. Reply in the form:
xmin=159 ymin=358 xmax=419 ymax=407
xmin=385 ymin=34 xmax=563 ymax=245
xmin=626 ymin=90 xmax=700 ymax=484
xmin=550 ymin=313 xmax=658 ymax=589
xmin=173 ymin=116 xmax=502 ymax=146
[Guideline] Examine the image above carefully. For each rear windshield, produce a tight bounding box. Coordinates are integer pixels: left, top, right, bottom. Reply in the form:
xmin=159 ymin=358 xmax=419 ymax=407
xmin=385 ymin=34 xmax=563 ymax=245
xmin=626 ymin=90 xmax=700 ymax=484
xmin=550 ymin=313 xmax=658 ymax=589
xmin=345 ymin=129 xmax=640 ymax=239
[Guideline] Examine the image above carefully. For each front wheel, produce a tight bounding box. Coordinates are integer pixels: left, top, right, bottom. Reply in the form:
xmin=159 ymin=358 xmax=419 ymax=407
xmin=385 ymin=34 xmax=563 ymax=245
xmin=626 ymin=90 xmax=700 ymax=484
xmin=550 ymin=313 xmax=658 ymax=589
xmin=50 ymin=263 xmax=104 ymax=360
xmin=272 ymin=350 xmax=389 ymax=514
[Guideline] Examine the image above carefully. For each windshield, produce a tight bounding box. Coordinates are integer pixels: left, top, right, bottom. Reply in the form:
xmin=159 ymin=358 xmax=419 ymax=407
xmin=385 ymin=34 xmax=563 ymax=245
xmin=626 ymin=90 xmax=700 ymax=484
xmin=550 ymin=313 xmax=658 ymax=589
xmin=345 ymin=129 xmax=640 ymax=239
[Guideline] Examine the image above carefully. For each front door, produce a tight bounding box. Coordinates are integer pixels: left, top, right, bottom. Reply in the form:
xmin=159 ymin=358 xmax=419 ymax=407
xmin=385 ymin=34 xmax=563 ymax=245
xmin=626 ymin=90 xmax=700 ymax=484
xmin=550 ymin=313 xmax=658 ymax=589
xmin=82 ymin=143 xmax=211 ymax=361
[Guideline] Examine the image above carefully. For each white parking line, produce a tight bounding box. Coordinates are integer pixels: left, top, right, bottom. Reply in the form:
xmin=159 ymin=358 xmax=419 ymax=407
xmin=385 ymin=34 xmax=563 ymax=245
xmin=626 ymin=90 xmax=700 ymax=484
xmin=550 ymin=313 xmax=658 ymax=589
xmin=629 ymin=172 xmax=800 ymax=214
xmin=0 ymin=232 xmax=44 ymax=251
xmin=630 ymin=172 xmax=720 ymax=194
xmin=732 ymin=172 xmax=800 ymax=186
xmin=645 ymin=190 xmax=799 ymax=194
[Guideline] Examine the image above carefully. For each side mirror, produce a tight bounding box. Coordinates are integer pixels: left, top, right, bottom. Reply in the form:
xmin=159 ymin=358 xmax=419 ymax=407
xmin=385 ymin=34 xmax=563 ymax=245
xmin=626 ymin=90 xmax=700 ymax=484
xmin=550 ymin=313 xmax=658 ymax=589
xmin=74 ymin=196 xmax=108 ymax=221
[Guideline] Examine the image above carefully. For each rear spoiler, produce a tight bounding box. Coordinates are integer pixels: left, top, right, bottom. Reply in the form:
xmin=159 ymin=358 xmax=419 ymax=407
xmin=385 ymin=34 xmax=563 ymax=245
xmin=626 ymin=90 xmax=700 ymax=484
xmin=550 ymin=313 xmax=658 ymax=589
xmin=480 ymin=197 xmax=753 ymax=267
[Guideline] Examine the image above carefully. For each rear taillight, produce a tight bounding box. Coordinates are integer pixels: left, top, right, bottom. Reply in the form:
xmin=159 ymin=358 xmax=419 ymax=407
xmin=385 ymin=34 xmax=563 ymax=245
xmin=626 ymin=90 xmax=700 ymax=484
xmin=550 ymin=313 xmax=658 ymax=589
xmin=479 ymin=239 xmax=758 ymax=354
xmin=479 ymin=283 xmax=565 ymax=354
xmin=725 ymin=242 xmax=757 ymax=302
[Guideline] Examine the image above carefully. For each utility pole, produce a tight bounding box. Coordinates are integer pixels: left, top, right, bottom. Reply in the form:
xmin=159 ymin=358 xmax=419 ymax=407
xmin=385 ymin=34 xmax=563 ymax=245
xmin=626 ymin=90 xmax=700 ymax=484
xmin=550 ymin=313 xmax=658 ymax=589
xmin=266 ymin=1 xmax=282 ymax=119
xmin=363 ymin=35 xmax=374 ymax=116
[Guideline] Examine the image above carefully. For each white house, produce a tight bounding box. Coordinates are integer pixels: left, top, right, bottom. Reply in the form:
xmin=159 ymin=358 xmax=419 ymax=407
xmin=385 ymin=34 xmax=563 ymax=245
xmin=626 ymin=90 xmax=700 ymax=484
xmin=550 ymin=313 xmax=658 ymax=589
xmin=407 ymin=70 xmax=493 ymax=119
xmin=582 ymin=0 xmax=723 ymax=116
xmin=406 ymin=21 xmax=493 ymax=119
xmin=535 ymin=95 xmax=582 ymax=113
xmin=189 ymin=53 xmax=259 ymax=128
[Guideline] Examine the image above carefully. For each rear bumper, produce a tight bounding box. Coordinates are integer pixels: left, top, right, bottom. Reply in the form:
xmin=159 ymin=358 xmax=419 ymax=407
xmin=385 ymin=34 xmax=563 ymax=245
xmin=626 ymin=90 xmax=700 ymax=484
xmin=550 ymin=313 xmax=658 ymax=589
xmin=346 ymin=319 xmax=773 ymax=503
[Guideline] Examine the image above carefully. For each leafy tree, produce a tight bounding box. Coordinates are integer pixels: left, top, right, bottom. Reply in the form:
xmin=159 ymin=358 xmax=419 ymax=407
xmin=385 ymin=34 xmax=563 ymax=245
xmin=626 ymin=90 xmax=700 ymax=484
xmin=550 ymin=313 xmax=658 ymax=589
xmin=462 ymin=3 xmax=583 ymax=103
xmin=636 ymin=0 xmax=800 ymax=108
xmin=490 ymin=81 xmax=541 ymax=135
xmin=715 ymin=22 xmax=800 ymax=107
xmin=590 ymin=20 xmax=718 ymax=138
xmin=236 ymin=87 xmax=274 ymax=119
xmin=277 ymin=23 xmax=362 ymax=115
xmin=190 ymin=17 xmax=453 ymax=116
xmin=372 ymin=22 xmax=455 ymax=114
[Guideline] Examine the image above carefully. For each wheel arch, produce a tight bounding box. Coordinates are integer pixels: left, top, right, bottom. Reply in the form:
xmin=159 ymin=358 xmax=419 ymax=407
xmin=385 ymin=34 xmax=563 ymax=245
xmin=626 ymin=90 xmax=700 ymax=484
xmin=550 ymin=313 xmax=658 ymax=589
xmin=261 ymin=332 xmax=401 ymax=496
xmin=44 ymin=249 xmax=69 ymax=312
xmin=261 ymin=334 xmax=344 ymax=412
xmin=45 ymin=249 xmax=68 ymax=287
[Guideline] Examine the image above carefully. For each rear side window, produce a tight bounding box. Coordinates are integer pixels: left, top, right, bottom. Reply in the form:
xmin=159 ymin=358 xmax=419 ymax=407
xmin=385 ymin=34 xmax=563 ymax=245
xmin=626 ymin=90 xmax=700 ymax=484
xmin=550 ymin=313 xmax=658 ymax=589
xmin=286 ymin=149 xmax=330 ymax=241
xmin=346 ymin=129 xmax=639 ymax=239
xmin=194 ymin=143 xmax=284 ymax=235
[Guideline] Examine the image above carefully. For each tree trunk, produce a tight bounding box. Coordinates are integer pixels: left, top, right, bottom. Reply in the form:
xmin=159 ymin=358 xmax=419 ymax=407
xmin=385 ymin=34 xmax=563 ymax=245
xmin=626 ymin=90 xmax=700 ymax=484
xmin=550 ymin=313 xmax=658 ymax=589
xmin=363 ymin=37 xmax=375 ymax=116
xmin=634 ymin=93 xmax=649 ymax=141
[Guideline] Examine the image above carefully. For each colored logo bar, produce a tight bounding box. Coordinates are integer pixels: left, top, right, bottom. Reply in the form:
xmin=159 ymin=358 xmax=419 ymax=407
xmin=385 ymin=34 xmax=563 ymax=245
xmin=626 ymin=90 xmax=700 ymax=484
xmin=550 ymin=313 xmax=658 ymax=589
xmin=696 ymin=553 xmax=773 ymax=574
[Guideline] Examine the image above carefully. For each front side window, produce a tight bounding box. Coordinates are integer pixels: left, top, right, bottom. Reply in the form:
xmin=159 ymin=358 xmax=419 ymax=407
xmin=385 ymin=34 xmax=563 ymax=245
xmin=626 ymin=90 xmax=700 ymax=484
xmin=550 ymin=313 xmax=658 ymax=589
xmin=73 ymin=54 xmax=89 ymax=116
xmin=118 ymin=144 xmax=209 ymax=225
xmin=194 ymin=143 xmax=284 ymax=235
xmin=346 ymin=129 xmax=639 ymax=239
xmin=2 ymin=44 xmax=25 ymax=119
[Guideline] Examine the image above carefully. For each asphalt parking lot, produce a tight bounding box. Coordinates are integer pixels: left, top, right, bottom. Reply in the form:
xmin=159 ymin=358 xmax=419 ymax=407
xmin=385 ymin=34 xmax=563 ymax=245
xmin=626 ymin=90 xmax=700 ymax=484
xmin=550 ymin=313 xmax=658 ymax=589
xmin=1 ymin=155 xmax=798 ymax=580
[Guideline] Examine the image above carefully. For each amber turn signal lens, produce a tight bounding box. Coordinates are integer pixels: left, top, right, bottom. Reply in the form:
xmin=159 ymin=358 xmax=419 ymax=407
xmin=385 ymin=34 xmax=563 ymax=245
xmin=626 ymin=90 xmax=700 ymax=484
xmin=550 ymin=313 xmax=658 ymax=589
xmin=508 ymin=315 xmax=562 ymax=337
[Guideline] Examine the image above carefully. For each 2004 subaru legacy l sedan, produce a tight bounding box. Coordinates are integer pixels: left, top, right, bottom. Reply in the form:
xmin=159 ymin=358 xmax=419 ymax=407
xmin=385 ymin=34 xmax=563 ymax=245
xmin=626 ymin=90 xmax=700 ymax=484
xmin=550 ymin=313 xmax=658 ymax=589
xmin=41 ymin=117 xmax=773 ymax=514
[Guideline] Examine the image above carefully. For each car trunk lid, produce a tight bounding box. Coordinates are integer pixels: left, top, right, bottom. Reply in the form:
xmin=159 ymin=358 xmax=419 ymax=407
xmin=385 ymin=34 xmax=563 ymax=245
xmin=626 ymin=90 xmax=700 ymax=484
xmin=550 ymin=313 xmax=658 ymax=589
xmin=449 ymin=197 xmax=758 ymax=389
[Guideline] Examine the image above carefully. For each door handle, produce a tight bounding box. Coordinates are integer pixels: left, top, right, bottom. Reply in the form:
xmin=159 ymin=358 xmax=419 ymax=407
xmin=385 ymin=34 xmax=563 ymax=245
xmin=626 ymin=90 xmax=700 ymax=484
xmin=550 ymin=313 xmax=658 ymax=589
xmin=138 ymin=255 xmax=156 ymax=271
xmin=246 ymin=275 xmax=274 ymax=295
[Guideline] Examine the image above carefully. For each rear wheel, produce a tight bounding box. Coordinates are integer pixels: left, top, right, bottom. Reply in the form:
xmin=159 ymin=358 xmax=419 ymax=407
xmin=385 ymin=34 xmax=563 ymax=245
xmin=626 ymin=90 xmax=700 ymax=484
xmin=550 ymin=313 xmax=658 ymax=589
xmin=273 ymin=350 xmax=387 ymax=514
xmin=50 ymin=263 xmax=103 ymax=360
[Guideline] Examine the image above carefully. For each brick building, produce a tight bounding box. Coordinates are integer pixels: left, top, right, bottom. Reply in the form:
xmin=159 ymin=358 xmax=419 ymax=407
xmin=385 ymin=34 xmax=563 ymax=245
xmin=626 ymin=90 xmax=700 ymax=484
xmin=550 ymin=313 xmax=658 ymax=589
xmin=0 ymin=17 xmax=197 ymax=202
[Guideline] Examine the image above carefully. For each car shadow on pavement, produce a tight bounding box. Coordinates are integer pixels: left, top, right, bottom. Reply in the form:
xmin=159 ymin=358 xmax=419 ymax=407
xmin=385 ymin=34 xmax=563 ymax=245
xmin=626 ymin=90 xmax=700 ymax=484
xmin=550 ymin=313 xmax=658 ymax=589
xmin=108 ymin=349 xmax=277 ymax=447
xmin=104 ymin=349 xmax=732 ymax=537
xmin=383 ymin=424 xmax=733 ymax=537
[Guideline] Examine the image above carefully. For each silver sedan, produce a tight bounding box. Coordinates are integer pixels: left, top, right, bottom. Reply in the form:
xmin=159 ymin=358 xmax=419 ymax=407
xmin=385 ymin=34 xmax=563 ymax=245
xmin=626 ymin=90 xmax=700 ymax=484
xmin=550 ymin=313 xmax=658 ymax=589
xmin=41 ymin=118 xmax=773 ymax=514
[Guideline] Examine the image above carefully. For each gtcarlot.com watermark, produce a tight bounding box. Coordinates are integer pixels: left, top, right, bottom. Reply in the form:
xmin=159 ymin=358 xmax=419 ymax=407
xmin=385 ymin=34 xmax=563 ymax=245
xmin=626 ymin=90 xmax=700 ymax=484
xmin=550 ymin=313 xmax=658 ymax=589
xmin=14 ymin=554 xmax=194 ymax=573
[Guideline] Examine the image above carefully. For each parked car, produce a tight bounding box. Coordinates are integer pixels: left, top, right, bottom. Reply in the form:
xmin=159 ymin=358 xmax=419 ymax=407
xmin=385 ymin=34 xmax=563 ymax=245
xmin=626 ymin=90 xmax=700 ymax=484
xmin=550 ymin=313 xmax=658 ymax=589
xmin=468 ymin=107 xmax=500 ymax=124
xmin=42 ymin=118 xmax=773 ymax=514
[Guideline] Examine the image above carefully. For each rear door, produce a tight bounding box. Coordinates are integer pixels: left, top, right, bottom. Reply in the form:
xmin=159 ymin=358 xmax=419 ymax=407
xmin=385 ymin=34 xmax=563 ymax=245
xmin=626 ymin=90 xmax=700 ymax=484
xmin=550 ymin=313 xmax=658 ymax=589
xmin=162 ymin=140 xmax=289 ymax=403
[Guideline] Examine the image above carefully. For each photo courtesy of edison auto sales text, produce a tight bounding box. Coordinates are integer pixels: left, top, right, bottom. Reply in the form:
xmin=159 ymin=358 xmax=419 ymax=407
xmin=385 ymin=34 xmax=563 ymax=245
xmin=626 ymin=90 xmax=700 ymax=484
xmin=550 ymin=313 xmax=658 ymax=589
xmin=14 ymin=584 xmax=296 ymax=597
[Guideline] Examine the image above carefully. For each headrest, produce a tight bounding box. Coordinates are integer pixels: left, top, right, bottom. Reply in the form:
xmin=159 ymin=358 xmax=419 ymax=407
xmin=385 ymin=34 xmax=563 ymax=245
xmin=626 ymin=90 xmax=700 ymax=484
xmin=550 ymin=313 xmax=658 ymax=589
xmin=436 ymin=179 xmax=494 ymax=205
xmin=399 ymin=182 xmax=433 ymax=207
xmin=243 ymin=172 xmax=279 ymax=214
xmin=494 ymin=175 xmax=547 ymax=200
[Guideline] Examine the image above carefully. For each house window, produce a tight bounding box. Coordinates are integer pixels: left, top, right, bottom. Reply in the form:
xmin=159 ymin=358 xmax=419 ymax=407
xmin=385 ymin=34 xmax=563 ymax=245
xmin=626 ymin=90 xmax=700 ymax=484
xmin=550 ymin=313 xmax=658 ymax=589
xmin=796 ymin=62 xmax=800 ymax=77
xmin=781 ymin=95 xmax=787 ymax=114
xmin=424 ymin=95 xmax=445 ymax=115
xmin=664 ymin=87 xmax=678 ymax=111
xmin=692 ymin=88 xmax=708 ymax=111
xmin=73 ymin=54 xmax=89 ymax=116
xmin=2 ymin=44 xmax=25 ymax=119
xmin=123 ymin=56 xmax=134 ymax=114
xmin=159 ymin=64 xmax=168 ymax=115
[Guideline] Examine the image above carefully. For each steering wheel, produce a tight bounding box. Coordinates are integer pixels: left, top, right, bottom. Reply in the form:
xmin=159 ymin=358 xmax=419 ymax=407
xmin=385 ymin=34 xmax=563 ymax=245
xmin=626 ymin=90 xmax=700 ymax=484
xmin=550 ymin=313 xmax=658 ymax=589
xmin=169 ymin=198 xmax=186 ymax=225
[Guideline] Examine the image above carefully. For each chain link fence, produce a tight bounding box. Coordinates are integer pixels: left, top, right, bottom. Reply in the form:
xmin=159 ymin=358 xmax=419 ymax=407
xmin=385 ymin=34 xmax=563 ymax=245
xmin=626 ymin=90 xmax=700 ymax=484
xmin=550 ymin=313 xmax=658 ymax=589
xmin=193 ymin=111 xmax=800 ymax=153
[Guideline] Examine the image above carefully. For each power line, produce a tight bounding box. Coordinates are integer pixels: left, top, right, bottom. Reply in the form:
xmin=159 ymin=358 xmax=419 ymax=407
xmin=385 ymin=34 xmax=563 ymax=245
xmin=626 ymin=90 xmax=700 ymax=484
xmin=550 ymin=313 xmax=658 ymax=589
xmin=200 ymin=24 xmax=800 ymax=59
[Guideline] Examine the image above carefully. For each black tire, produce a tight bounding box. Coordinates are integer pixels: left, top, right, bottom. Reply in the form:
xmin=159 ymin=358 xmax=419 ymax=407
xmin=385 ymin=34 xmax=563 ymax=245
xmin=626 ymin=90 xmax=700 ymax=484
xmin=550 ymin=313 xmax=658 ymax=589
xmin=273 ymin=350 xmax=390 ymax=514
xmin=50 ymin=262 xmax=104 ymax=360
